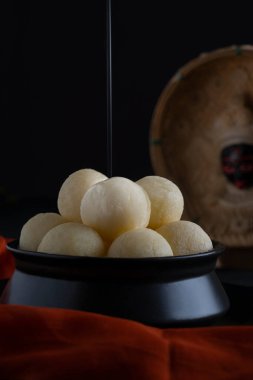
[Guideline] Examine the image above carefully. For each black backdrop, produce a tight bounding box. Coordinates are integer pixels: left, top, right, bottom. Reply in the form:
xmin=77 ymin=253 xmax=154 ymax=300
xmin=1 ymin=1 xmax=253 ymax=235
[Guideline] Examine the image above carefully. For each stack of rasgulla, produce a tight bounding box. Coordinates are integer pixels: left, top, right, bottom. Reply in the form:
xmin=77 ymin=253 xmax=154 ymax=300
xmin=57 ymin=168 xmax=108 ymax=222
xmin=80 ymin=177 xmax=151 ymax=242
xmin=157 ymin=220 xmax=213 ymax=256
xmin=19 ymin=168 xmax=214 ymax=258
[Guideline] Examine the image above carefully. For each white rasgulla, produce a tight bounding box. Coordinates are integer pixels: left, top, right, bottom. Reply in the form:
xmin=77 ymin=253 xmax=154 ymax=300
xmin=37 ymin=222 xmax=106 ymax=257
xmin=107 ymin=228 xmax=173 ymax=258
xmin=19 ymin=213 xmax=66 ymax=251
xmin=80 ymin=177 xmax=151 ymax=242
xmin=57 ymin=168 xmax=108 ymax=222
xmin=157 ymin=220 xmax=213 ymax=256
xmin=136 ymin=176 xmax=184 ymax=229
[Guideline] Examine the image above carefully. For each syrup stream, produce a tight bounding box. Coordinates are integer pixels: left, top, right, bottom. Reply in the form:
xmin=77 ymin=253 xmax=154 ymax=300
xmin=106 ymin=0 xmax=113 ymax=177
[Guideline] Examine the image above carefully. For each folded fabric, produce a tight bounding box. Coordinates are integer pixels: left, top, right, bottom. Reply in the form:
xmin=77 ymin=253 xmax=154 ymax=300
xmin=0 ymin=236 xmax=15 ymax=280
xmin=0 ymin=304 xmax=253 ymax=380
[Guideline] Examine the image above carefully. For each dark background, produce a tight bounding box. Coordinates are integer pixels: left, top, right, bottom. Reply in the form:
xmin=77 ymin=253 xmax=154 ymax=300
xmin=1 ymin=1 xmax=253 ymax=236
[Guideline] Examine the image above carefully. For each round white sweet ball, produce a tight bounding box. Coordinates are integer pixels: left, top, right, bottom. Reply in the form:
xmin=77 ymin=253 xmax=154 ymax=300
xmin=80 ymin=177 xmax=151 ymax=242
xmin=19 ymin=213 xmax=66 ymax=251
xmin=157 ymin=220 xmax=213 ymax=256
xmin=57 ymin=168 xmax=108 ymax=222
xmin=136 ymin=176 xmax=184 ymax=229
xmin=37 ymin=222 xmax=106 ymax=257
xmin=107 ymin=228 xmax=173 ymax=258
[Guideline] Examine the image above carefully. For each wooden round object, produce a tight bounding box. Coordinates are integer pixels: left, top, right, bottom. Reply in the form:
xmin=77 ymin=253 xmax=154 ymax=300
xmin=150 ymin=45 xmax=253 ymax=267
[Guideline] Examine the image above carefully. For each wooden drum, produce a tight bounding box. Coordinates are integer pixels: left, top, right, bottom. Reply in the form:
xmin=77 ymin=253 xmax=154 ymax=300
xmin=150 ymin=45 xmax=253 ymax=269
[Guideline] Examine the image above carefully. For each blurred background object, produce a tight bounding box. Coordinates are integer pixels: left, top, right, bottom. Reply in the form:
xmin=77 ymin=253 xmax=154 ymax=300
xmin=150 ymin=46 xmax=253 ymax=269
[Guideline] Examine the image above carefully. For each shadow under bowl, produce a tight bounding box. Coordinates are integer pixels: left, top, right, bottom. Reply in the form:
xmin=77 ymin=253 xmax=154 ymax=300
xmin=1 ymin=240 xmax=229 ymax=327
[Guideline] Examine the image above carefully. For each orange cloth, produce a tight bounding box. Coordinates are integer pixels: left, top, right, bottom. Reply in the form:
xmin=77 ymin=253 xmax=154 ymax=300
xmin=0 ymin=304 xmax=253 ymax=380
xmin=0 ymin=236 xmax=15 ymax=280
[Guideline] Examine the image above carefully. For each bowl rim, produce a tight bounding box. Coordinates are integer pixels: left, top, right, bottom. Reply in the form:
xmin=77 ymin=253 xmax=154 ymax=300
xmin=7 ymin=239 xmax=224 ymax=263
xmin=7 ymin=240 xmax=225 ymax=282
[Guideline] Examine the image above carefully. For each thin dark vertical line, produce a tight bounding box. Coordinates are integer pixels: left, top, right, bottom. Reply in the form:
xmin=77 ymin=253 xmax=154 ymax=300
xmin=106 ymin=0 xmax=113 ymax=177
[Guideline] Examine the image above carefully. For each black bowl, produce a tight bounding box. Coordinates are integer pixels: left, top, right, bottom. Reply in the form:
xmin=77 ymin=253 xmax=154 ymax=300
xmin=1 ymin=240 xmax=229 ymax=327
